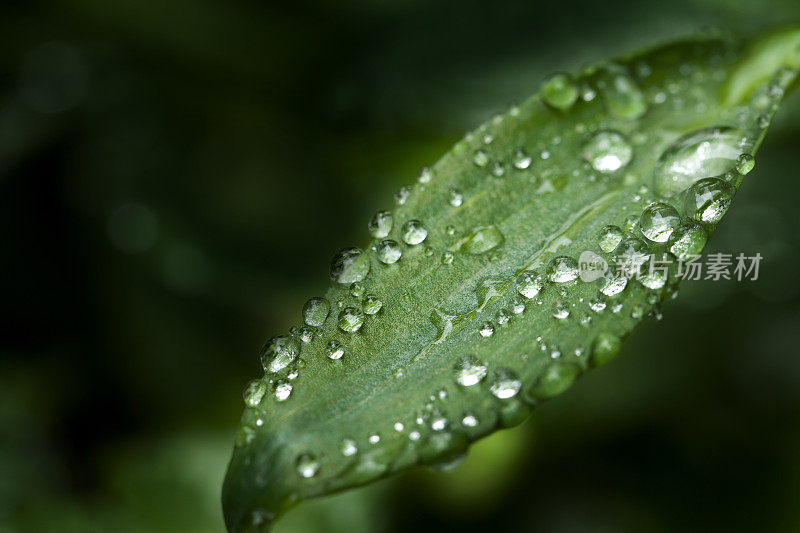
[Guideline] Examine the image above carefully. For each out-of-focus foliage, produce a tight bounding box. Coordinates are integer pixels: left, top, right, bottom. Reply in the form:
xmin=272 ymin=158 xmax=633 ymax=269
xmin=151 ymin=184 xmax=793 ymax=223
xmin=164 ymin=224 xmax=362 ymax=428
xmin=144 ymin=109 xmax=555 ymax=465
xmin=1 ymin=1 xmax=800 ymax=532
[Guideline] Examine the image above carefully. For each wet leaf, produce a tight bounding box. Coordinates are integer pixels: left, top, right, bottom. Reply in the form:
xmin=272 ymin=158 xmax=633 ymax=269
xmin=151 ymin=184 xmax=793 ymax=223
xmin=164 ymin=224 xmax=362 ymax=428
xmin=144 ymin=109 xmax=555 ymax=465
xmin=223 ymin=27 xmax=800 ymax=531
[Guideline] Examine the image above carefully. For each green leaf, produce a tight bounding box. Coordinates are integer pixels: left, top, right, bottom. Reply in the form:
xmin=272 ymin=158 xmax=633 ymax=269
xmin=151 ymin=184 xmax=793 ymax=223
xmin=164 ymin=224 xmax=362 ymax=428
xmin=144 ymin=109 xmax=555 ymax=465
xmin=223 ymin=28 xmax=800 ymax=531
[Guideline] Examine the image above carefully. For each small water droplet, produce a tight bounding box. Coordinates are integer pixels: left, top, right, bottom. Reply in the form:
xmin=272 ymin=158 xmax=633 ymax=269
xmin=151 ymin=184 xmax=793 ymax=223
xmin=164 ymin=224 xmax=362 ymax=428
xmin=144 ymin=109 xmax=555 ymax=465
xmin=377 ymin=239 xmax=402 ymax=264
xmin=613 ymin=238 xmax=650 ymax=277
xmin=441 ymin=251 xmax=454 ymax=265
xmin=402 ymin=220 xmax=428 ymax=245
xmin=338 ymin=307 xmax=365 ymax=333
xmin=330 ymin=248 xmax=370 ymax=284
xmin=479 ymin=323 xmax=495 ymax=338
xmin=473 ymin=149 xmax=489 ymax=167
xmin=341 ymin=438 xmax=358 ymax=457
xmin=449 ymin=190 xmax=464 ymax=207
xmin=395 ymin=186 xmax=412 ymax=205
xmin=598 ymin=271 xmax=629 ymax=297
xmin=639 ymin=202 xmax=680 ymax=242
xmin=597 ymin=225 xmax=624 ymax=253
xmin=684 ymin=177 xmax=734 ymax=224
xmin=599 ymin=64 xmax=647 ymax=119
xmin=418 ymin=167 xmax=433 ymax=183
xmin=460 ymin=226 xmax=505 ymax=254
xmin=368 ymin=211 xmax=393 ymax=238
xmin=582 ymin=131 xmax=633 ymax=173
xmin=462 ymin=413 xmax=479 ymax=427
xmin=274 ymin=380 xmax=293 ymax=401
xmin=302 ymin=297 xmax=330 ymax=327
xmin=736 ymin=153 xmax=755 ymax=175
xmin=516 ymin=270 xmax=544 ymax=298
xmin=243 ymin=380 xmax=266 ymax=407
xmin=541 ymin=72 xmax=579 ymax=110
xmin=513 ymin=150 xmax=532 ymax=170
xmin=295 ymin=453 xmax=319 ymax=478
xmin=490 ymin=368 xmax=521 ymax=399
xmin=547 ymin=256 xmax=579 ymax=283
xmin=261 ymin=336 xmax=299 ymax=373
xmin=327 ymin=340 xmax=344 ymax=360
xmin=350 ymin=282 xmax=365 ymax=298
xmin=362 ymin=295 xmax=382 ymax=315
xmin=552 ymin=301 xmax=570 ymax=319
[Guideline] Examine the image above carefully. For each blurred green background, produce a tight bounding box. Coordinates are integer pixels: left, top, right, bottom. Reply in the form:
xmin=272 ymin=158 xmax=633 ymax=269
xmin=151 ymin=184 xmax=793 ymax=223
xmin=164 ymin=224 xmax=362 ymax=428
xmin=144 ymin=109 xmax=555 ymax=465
xmin=2 ymin=1 xmax=800 ymax=531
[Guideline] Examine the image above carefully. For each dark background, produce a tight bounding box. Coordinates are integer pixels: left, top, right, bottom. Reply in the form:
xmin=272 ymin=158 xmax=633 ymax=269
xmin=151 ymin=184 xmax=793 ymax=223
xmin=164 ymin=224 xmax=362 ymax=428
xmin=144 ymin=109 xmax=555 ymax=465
xmin=2 ymin=1 xmax=800 ymax=531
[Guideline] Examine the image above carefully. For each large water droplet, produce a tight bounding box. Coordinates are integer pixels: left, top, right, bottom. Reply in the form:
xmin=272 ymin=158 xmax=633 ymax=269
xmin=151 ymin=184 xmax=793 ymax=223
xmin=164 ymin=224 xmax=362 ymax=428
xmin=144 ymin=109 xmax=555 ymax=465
xmin=459 ymin=226 xmax=505 ymax=254
xmin=261 ymin=336 xmax=299 ymax=373
xmin=295 ymin=453 xmax=319 ymax=478
xmin=639 ymin=202 xmax=680 ymax=242
xmin=684 ymin=177 xmax=735 ymax=224
xmin=330 ymin=248 xmax=370 ymax=284
xmin=541 ymin=72 xmax=579 ymax=110
xmin=338 ymin=307 xmax=365 ymax=333
xmin=302 ymin=297 xmax=330 ymax=327
xmin=454 ymin=356 xmax=488 ymax=387
xmin=582 ymin=131 xmax=633 ymax=173
xmin=652 ymin=127 xmax=751 ymax=197
xmin=547 ymin=256 xmax=579 ymax=283
xmin=402 ymin=220 xmax=428 ymax=245
xmin=368 ymin=211 xmax=393 ymax=238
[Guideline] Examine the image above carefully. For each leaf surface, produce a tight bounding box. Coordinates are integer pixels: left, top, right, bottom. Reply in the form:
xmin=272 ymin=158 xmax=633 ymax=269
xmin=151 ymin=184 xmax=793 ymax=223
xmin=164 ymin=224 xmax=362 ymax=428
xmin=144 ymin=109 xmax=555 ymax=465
xmin=223 ymin=28 xmax=800 ymax=532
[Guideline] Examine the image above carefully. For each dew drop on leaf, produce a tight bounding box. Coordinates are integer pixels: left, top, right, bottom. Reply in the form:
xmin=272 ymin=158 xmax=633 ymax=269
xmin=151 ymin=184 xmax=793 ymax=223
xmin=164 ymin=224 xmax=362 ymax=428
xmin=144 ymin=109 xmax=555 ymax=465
xmin=639 ymin=202 xmax=680 ymax=242
xmin=402 ymin=220 xmax=428 ymax=245
xmin=582 ymin=131 xmax=633 ymax=173
xmin=368 ymin=211 xmax=393 ymax=238
xmin=330 ymin=247 xmax=370 ymax=284
xmin=377 ymin=239 xmax=402 ymax=264
xmin=684 ymin=177 xmax=735 ymax=224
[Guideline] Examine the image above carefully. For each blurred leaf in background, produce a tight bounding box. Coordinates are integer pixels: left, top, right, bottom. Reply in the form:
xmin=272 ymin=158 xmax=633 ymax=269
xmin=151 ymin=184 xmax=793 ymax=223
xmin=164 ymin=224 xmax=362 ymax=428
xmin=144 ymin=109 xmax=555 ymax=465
xmin=1 ymin=0 xmax=799 ymax=532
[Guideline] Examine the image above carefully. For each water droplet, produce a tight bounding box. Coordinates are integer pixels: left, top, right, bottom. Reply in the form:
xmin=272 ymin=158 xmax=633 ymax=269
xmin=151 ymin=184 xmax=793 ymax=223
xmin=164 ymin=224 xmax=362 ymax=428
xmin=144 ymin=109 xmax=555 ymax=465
xmin=377 ymin=239 xmax=402 ymax=264
xmin=613 ymin=238 xmax=650 ymax=277
xmin=473 ymin=149 xmax=489 ymax=167
xmin=362 ymin=295 xmax=382 ymax=315
xmin=349 ymin=282 xmax=365 ymax=298
xmin=639 ymin=202 xmax=680 ymax=242
xmin=541 ymin=72 xmax=579 ymax=110
xmin=547 ymin=256 xmax=579 ymax=283
xmin=295 ymin=453 xmax=319 ymax=478
xmin=736 ymin=153 xmax=754 ymax=175
xmin=338 ymin=307 xmax=365 ymax=333
xmin=599 ymin=64 xmax=647 ymax=119
xmin=462 ymin=413 xmax=479 ymax=427
xmin=243 ymin=380 xmax=266 ymax=407
xmin=513 ymin=150 xmax=532 ymax=169
xmin=684 ymin=177 xmax=734 ymax=224
xmin=582 ymin=131 xmax=633 ymax=173
xmin=459 ymin=226 xmax=505 ymax=254
xmin=510 ymin=297 xmax=526 ymax=314
xmin=395 ymin=186 xmax=412 ymax=205
xmin=274 ymin=380 xmax=293 ymax=401
xmin=515 ymin=270 xmax=544 ymax=298
xmin=669 ymin=223 xmax=707 ymax=260
xmin=597 ymin=225 xmax=624 ymax=253
xmin=330 ymin=247 xmax=370 ymax=284
xmin=261 ymin=336 xmax=299 ymax=373
xmin=327 ymin=340 xmax=344 ymax=360
xmin=479 ymin=323 xmax=495 ymax=338
xmin=490 ymin=368 xmax=521 ymax=399
xmin=652 ymin=127 xmax=751 ymax=197
xmin=529 ymin=362 xmax=581 ymax=399
xmin=295 ymin=326 xmax=314 ymax=343
xmin=455 ymin=356 xmax=486 ymax=387
xmin=402 ymin=220 xmax=428 ymax=245
xmin=442 ymin=251 xmax=454 ymax=265
xmin=418 ymin=167 xmax=432 ymax=183
xmin=368 ymin=434 xmax=380 ymax=444
xmin=341 ymin=438 xmax=358 ymax=457
xmin=552 ymin=301 xmax=570 ymax=319
xmin=449 ymin=190 xmax=464 ymax=207
xmin=368 ymin=211 xmax=393 ymax=238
